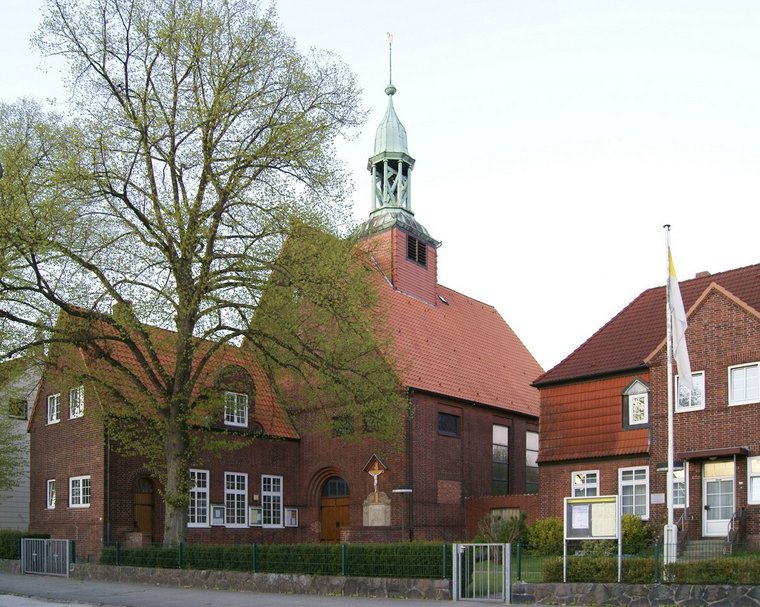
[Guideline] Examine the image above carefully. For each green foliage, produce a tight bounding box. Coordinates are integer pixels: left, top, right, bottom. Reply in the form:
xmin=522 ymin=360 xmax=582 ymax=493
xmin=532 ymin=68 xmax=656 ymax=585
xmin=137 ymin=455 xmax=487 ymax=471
xmin=0 ymin=531 xmax=49 ymax=559
xmin=620 ymin=513 xmax=654 ymax=553
xmin=666 ymin=556 xmax=760 ymax=585
xmin=526 ymin=517 xmax=563 ymax=555
xmin=0 ymin=0 xmax=374 ymax=546
xmin=543 ymin=555 xmax=656 ymax=583
xmin=474 ymin=511 xmax=528 ymax=544
xmin=100 ymin=542 xmax=451 ymax=579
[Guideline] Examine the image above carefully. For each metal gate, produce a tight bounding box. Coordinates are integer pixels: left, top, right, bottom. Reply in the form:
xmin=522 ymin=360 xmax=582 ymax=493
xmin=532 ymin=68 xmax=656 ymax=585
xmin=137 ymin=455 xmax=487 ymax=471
xmin=452 ymin=543 xmax=511 ymax=602
xmin=21 ymin=538 xmax=72 ymax=577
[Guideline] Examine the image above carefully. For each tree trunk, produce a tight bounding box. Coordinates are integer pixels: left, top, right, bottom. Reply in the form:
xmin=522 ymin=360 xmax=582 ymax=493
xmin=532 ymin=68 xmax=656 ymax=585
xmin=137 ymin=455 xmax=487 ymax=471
xmin=162 ymin=407 xmax=189 ymax=546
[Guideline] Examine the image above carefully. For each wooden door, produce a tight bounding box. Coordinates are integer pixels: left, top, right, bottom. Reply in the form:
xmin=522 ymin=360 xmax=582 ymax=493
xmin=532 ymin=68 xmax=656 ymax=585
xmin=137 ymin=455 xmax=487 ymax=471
xmin=134 ymin=477 xmax=154 ymax=537
xmin=320 ymin=497 xmax=349 ymax=542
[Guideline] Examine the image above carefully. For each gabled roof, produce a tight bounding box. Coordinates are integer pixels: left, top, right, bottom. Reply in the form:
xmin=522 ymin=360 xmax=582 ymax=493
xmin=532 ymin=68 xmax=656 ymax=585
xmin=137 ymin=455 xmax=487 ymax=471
xmin=39 ymin=316 xmax=298 ymax=440
xmin=379 ymin=282 xmax=543 ymax=417
xmin=535 ymin=263 xmax=760 ymax=386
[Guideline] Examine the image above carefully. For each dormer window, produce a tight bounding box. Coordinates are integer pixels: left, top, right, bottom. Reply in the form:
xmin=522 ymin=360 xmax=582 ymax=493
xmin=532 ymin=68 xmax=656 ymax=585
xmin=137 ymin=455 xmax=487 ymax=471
xmin=407 ymin=235 xmax=427 ymax=266
xmin=623 ymin=379 xmax=649 ymax=427
xmin=224 ymin=391 xmax=248 ymax=427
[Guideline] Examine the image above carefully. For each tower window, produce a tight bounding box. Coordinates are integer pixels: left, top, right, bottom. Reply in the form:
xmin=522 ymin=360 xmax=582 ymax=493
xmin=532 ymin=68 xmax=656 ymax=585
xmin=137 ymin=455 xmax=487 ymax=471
xmin=407 ymin=235 xmax=427 ymax=266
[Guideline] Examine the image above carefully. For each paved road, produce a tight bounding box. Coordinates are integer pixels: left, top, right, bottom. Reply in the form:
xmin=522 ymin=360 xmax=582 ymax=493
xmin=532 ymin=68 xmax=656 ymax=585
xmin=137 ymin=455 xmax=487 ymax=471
xmin=0 ymin=572 xmax=437 ymax=607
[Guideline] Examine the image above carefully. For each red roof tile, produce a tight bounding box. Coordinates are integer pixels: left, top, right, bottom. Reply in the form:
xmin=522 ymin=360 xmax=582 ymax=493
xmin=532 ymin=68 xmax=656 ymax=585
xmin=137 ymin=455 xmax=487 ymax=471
xmin=378 ymin=282 xmax=543 ymax=417
xmin=535 ymin=263 xmax=760 ymax=386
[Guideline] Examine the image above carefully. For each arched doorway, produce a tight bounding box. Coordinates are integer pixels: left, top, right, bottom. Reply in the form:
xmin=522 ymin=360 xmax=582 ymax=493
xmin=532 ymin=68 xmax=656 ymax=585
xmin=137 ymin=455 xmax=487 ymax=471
xmin=133 ymin=476 xmax=155 ymax=539
xmin=320 ymin=476 xmax=349 ymax=542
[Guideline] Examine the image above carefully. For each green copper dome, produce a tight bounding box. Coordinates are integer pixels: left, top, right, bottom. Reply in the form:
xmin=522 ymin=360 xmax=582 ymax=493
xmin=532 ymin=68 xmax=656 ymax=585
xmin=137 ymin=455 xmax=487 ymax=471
xmin=373 ymin=84 xmax=408 ymax=155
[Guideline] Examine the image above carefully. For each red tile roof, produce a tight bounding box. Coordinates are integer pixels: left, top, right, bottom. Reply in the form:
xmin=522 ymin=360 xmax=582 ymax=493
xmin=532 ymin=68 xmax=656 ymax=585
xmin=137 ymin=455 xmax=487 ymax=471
xmin=535 ymin=263 xmax=760 ymax=386
xmin=75 ymin=321 xmax=298 ymax=440
xmin=378 ymin=282 xmax=543 ymax=417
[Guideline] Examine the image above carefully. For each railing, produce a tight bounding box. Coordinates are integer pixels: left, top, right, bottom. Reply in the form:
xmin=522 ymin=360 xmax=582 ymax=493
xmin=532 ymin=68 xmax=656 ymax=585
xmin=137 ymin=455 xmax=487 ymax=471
xmin=20 ymin=538 xmax=72 ymax=577
xmin=727 ymin=508 xmax=746 ymax=554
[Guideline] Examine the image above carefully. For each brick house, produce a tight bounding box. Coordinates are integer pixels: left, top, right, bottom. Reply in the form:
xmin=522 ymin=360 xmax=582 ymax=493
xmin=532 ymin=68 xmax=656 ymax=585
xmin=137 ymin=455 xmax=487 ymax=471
xmin=534 ymin=263 xmax=760 ymax=545
xmin=27 ymin=80 xmax=542 ymax=557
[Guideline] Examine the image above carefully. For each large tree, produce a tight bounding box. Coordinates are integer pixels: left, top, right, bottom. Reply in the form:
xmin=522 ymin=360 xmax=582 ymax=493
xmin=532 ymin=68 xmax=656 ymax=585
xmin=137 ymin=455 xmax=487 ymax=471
xmin=0 ymin=0 xmax=404 ymax=545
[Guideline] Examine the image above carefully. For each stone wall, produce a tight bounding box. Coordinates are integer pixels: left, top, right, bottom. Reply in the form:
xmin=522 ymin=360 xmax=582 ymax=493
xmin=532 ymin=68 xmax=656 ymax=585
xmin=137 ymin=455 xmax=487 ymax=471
xmin=69 ymin=562 xmax=452 ymax=600
xmin=512 ymin=581 xmax=760 ymax=606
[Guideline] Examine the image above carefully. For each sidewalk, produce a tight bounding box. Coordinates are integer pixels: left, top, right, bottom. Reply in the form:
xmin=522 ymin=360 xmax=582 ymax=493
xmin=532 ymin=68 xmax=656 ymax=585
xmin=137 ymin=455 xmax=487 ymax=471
xmin=0 ymin=572 xmax=436 ymax=607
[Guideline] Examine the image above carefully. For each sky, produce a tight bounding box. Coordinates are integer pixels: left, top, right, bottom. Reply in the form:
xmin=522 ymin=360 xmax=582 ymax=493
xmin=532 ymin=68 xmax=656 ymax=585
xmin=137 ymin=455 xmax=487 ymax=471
xmin=2 ymin=0 xmax=760 ymax=371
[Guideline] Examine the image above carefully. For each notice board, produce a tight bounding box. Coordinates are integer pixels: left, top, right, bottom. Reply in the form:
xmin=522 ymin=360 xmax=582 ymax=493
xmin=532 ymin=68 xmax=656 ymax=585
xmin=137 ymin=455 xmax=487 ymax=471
xmin=564 ymin=495 xmax=619 ymax=540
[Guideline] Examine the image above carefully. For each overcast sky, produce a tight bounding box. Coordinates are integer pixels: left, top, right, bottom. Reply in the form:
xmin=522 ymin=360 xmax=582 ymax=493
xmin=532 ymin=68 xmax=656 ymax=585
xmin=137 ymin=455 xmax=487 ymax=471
xmin=2 ymin=1 xmax=759 ymax=371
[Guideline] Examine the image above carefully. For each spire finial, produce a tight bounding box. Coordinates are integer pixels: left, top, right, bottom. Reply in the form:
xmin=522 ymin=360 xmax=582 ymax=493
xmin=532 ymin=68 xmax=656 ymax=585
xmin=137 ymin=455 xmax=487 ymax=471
xmin=385 ymin=33 xmax=396 ymax=96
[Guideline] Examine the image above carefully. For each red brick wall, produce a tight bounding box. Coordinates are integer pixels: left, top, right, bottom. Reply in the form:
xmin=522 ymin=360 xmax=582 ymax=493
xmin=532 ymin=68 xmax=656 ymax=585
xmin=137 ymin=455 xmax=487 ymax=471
xmin=29 ymin=354 xmax=106 ymax=561
xmin=648 ymin=287 xmax=760 ymax=539
xmin=538 ymin=456 xmax=650 ymax=521
xmin=359 ymin=227 xmax=438 ymax=306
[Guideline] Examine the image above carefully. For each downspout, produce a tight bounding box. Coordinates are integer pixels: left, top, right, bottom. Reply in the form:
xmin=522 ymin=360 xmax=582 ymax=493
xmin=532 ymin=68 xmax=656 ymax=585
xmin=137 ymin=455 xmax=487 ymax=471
xmin=407 ymin=388 xmax=415 ymax=540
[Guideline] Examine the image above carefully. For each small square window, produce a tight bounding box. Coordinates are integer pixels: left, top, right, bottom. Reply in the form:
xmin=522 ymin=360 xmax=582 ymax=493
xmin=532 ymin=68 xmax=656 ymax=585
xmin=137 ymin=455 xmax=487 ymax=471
xmin=69 ymin=475 xmax=91 ymax=508
xmin=572 ymin=470 xmax=599 ymax=497
xmin=676 ymin=372 xmax=705 ymax=411
xmin=729 ymin=363 xmax=760 ymax=406
xmin=8 ymin=399 xmax=27 ymax=420
xmin=438 ymin=412 xmax=459 ymax=437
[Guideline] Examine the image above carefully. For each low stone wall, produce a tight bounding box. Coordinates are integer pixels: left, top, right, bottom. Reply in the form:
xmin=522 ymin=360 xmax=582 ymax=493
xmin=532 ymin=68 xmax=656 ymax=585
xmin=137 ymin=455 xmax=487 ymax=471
xmin=512 ymin=581 xmax=760 ymax=606
xmin=70 ymin=562 xmax=452 ymax=600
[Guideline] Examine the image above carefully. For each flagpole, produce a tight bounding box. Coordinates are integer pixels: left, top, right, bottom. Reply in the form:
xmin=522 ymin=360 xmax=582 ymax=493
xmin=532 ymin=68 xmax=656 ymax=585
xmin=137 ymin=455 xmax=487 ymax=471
xmin=663 ymin=224 xmax=676 ymax=567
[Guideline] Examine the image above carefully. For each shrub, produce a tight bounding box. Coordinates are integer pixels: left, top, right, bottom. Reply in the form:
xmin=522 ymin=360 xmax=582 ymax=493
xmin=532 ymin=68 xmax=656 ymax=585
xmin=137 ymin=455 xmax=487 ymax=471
xmin=0 ymin=531 xmax=50 ymax=560
xmin=527 ymin=518 xmax=563 ymax=555
xmin=543 ymin=555 xmax=655 ymax=583
xmin=474 ymin=511 xmax=528 ymax=545
xmin=621 ymin=514 xmax=653 ymax=554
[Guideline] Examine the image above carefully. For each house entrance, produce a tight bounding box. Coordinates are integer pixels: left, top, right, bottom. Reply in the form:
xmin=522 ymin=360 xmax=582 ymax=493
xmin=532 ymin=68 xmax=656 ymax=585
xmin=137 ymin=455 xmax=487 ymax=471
xmin=320 ymin=477 xmax=349 ymax=542
xmin=702 ymin=461 xmax=734 ymax=537
xmin=134 ymin=476 xmax=155 ymax=538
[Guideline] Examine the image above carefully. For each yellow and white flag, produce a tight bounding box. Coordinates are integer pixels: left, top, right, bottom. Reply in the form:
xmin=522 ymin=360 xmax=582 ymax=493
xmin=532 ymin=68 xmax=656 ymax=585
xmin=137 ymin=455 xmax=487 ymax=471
xmin=668 ymin=247 xmax=692 ymax=392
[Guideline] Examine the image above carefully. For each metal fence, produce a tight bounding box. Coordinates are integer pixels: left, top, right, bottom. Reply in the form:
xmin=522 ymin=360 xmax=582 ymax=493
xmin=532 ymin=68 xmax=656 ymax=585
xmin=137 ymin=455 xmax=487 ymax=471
xmin=512 ymin=541 xmax=760 ymax=585
xmin=452 ymin=543 xmax=511 ymax=602
xmin=20 ymin=538 xmax=72 ymax=577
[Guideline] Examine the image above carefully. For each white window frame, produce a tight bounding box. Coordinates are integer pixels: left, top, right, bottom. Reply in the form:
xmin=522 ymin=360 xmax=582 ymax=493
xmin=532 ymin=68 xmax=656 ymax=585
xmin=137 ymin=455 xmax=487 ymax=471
xmin=676 ymin=371 xmax=705 ymax=411
xmin=729 ymin=362 xmax=760 ymax=406
xmin=188 ymin=469 xmax=210 ymax=527
xmin=224 ymin=472 xmax=248 ymax=527
xmin=69 ymin=385 xmax=84 ymax=419
xmin=571 ymin=470 xmax=599 ymax=497
xmin=619 ymin=466 xmax=649 ymax=519
xmin=69 ymin=475 xmax=91 ymax=508
xmin=46 ymin=479 xmax=56 ymax=509
xmin=748 ymin=457 xmax=760 ymax=505
xmin=224 ymin=391 xmax=248 ymax=427
xmin=47 ymin=393 xmax=61 ymax=424
xmin=261 ymin=475 xmax=283 ymax=528
xmin=623 ymin=379 xmax=649 ymax=426
xmin=673 ymin=464 xmax=688 ymax=509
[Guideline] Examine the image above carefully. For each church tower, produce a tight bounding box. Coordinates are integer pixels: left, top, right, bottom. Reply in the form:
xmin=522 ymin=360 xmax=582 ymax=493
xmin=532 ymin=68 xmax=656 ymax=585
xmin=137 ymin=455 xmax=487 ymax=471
xmin=358 ymin=37 xmax=441 ymax=305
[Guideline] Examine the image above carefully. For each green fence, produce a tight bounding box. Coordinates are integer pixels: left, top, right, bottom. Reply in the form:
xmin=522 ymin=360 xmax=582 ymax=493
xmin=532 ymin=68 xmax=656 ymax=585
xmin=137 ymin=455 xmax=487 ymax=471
xmin=101 ymin=542 xmax=452 ymax=579
xmin=512 ymin=542 xmax=760 ymax=585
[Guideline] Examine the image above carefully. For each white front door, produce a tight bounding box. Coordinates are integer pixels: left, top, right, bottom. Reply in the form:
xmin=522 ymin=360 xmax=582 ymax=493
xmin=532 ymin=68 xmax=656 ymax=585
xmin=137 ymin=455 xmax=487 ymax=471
xmin=702 ymin=461 xmax=734 ymax=537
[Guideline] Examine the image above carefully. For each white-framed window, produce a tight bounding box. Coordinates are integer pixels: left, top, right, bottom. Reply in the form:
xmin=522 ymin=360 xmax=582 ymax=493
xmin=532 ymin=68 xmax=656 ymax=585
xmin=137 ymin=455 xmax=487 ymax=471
xmin=69 ymin=385 xmax=84 ymax=419
xmin=262 ymin=475 xmax=283 ymax=527
xmin=676 ymin=371 xmax=705 ymax=411
xmin=224 ymin=472 xmax=248 ymax=527
xmin=623 ymin=379 xmax=648 ymax=426
xmin=46 ymin=479 xmax=56 ymax=509
xmin=673 ymin=464 xmax=688 ymax=508
xmin=525 ymin=430 xmax=539 ymax=494
xmin=47 ymin=393 xmax=61 ymax=424
xmin=748 ymin=457 xmax=760 ymax=505
xmin=571 ymin=470 xmax=599 ymax=497
xmin=188 ymin=469 xmax=209 ymax=527
xmin=492 ymin=424 xmax=509 ymax=495
xmin=729 ymin=363 xmax=760 ymax=406
xmin=619 ymin=467 xmax=648 ymax=519
xmin=69 ymin=476 xmax=91 ymax=508
xmin=224 ymin=391 xmax=248 ymax=427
